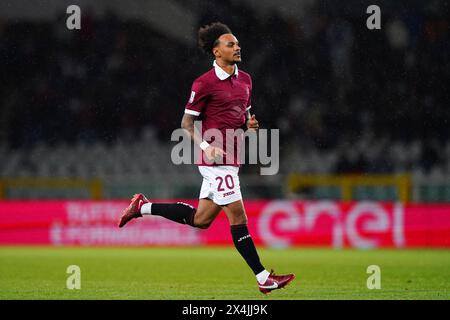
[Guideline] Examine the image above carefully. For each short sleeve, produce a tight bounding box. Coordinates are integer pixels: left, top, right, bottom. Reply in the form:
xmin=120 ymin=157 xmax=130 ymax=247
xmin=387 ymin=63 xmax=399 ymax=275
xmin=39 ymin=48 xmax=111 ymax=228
xmin=245 ymin=77 xmax=252 ymax=112
xmin=185 ymin=79 xmax=207 ymax=116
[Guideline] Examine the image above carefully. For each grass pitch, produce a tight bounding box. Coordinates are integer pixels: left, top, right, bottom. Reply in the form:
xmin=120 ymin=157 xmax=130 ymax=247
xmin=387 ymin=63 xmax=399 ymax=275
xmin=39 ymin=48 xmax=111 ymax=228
xmin=0 ymin=246 xmax=449 ymax=300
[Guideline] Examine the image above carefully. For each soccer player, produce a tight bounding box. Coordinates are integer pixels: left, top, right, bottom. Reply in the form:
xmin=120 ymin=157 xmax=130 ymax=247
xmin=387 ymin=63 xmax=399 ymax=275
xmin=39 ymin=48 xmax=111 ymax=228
xmin=118 ymin=22 xmax=295 ymax=294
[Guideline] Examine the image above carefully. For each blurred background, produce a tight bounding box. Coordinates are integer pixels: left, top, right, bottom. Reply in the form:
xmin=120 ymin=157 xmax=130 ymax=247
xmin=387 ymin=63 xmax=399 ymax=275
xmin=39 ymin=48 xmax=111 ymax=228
xmin=0 ymin=0 xmax=449 ymax=202
xmin=1 ymin=1 xmax=450 ymax=300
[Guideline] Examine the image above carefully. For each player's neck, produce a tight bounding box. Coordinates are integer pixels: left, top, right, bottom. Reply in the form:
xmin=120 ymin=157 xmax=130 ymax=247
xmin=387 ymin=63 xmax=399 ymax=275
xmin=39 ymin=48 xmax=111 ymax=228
xmin=215 ymin=59 xmax=235 ymax=76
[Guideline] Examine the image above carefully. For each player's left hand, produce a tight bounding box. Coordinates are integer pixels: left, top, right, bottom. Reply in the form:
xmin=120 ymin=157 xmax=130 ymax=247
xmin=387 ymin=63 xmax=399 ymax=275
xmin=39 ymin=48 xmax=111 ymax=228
xmin=247 ymin=114 xmax=259 ymax=131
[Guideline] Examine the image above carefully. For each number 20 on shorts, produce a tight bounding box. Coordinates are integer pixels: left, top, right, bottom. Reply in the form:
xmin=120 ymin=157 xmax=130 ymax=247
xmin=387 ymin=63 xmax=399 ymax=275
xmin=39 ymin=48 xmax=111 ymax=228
xmin=216 ymin=175 xmax=235 ymax=191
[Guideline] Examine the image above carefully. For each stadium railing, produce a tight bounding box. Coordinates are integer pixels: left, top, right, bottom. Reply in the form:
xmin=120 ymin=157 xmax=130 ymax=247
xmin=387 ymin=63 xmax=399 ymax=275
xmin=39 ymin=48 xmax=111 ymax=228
xmin=0 ymin=178 xmax=103 ymax=200
xmin=287 ymin=174 xmax=411 ymax=203
xmin=0 ymin=175 xmax=449 ymax=202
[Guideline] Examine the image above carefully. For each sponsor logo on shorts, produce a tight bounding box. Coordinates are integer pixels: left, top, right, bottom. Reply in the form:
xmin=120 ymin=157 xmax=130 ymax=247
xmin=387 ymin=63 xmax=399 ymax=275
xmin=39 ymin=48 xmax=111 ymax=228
xmin=223 ymin=191 xmax=235 ymax=197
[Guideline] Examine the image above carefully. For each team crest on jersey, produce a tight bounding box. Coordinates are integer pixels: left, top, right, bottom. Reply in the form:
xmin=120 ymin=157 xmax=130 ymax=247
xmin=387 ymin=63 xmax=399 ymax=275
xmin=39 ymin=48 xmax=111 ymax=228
xmin=189 ymin=91 xmax=196 ymax=103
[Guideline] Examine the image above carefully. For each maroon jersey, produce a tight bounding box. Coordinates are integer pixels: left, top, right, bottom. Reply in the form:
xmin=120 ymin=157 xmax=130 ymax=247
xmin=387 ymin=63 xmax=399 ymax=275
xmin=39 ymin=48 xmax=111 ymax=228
xmin=185 ymin=61 xmax=252 ymax=166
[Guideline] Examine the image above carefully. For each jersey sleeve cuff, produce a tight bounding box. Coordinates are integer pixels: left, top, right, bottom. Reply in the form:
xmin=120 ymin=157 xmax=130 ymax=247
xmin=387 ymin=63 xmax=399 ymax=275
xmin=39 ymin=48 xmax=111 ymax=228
xmin=246 ymin=105 xmax=252 ymax=111
xmin=185 ymin=109 xmax=201 ymax=116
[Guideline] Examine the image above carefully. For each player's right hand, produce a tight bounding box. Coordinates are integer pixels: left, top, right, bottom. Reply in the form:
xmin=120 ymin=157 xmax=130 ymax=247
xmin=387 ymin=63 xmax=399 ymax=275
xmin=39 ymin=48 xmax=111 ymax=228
xmin=205 ymin=146 xmax=226 ymax=161
xmin=247 ymin=114 xmax=259 ymax=131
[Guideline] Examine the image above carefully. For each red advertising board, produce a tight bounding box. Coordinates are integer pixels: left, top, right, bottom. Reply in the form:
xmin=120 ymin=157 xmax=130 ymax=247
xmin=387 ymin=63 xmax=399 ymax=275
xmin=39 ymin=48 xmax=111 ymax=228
xmin=0 ymin=200 xmax=449 ymax=248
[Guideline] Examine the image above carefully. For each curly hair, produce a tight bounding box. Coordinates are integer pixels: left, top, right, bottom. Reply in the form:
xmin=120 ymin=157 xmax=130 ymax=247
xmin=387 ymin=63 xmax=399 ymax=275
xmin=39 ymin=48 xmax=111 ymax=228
xmin=198 ymin=22 xmax=232 ymax=55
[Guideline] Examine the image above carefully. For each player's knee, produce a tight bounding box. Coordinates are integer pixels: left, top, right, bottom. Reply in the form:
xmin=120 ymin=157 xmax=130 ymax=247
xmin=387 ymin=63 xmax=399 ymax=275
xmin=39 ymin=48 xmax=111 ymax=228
xmin=195 ymin=219 xmax=212 ymax=229
xmin=193 ymin=216 xmax=212 ymax=229
xmin=196 ymin=222 xmax=212 ymax=229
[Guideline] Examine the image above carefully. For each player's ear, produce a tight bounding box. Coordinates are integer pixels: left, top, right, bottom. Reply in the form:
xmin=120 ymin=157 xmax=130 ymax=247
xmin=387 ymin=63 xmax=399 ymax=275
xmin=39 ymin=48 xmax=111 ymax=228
xmin=212 ymin=47 xmax=220 ymax=58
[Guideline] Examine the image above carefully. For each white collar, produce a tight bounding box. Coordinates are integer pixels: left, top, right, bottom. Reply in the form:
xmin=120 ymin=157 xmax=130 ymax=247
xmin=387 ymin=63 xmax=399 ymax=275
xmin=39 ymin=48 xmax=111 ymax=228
xmin=213 ymin=60 xmax=238 ymax=80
